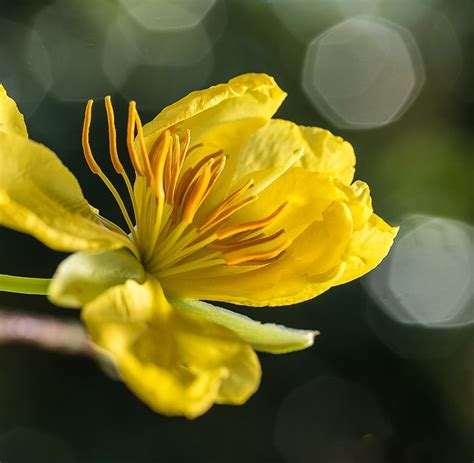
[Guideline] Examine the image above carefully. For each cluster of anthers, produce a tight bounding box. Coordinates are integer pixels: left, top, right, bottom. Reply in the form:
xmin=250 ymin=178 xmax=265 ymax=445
xmin=82 ymin=97 xmax=290 ymax=278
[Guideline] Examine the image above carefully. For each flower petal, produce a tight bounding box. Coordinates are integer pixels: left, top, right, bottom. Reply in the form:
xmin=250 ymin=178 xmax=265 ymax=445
xmin=82 ymin=279 xmax=261 ymax=418
xmin=222 ymin=167 xmax=347 ymax=242
xmin=161 ymin=200 xmax=352 ymax=306
xmin=142 ymin=74 xmax=287 ymax=204
xmin=161 ymin=168 xmax=396 ymax=306
xmin=172 ymin=298 xmax=318 ymax=354
xmin=48 ymin=249 xmax=146 ymax=308
xmin=299 ymin=125 xmax=355 ymax=184
xmin=0 ymin=132 xmax=131 ymax=252
xmin=143 ymin=73 xmax=286 ymax=141
xmin=336 ymin=181 xmax=398 ymax=285
xmin=233 ymin=119 xmax=355 ymax=185
xmin=0 ymin=84 xmax=27 ymax=137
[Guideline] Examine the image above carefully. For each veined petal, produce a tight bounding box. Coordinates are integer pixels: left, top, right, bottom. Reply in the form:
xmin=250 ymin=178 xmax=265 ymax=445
xmin=209 ymin=167 xmax=347 ymax=243
xmin=337 ymin=214 xmax=398 ymax=285
xmin=142 ymin=74 xmax=287 ymax=203
xmin=0 ymin=132 xmax=131 ymax=253
xmin=82 ymin=279 xmax=261 ymax=418
xmin=48 ymin=249 xmax=146 ymax=308
xmin=172 ymin=298 xmax=318 ymax=354
xmin=161 ymin=201 xmax=353 ymax=306
xmin=336 ymin=181 xmax=398 ymax=285
xmin=233 ymin=119 xmax=355 ymax=185
xmin=299 ymin=125 xmax=355 ymax=185
xmin=0 ymin=84 xmax=27 ymax=137
xmin=143 ymin=73 xmax=286 ymax=141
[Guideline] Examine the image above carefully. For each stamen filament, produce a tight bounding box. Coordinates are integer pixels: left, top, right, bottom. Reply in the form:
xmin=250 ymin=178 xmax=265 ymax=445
xmin=198 ymin=178 xmax=254 ymax=230
xmin=217 ymin=202 xmax=288 ymax=239
xmin=82 ymin=100 xmax=101 ymax=174
xmin=154 ymin=221 xmax=189 ymax=260
xmin=186 ymin=142 xmax=203 ymax=156
xmin=206 ymin=155 xmax=227 ymax=195
xmin=181 ymin=161 xmax=214 ymax=224
xmin=167 ymin=135 xmax=181 ymax=204
xmin=210 ymin=229 xmax=285 ymax=252
xmin=157 ymin=232 xmax=219 ymax=271
xmin=179 ymin=129 xmax=191 ymax=164
xmin=199 ymin=194 xmax=258 ymax=231
xmin=156 ymin=254 xmax=224 ymax=278
xmin=97 ymin=173 xmax=137 ymax=238
xmin=104 ymin=96 xmax=140 ymax=229
xmin=104 ymin=96 xmax=124 ymax=174
xmin=82 ymin=99 xmax=137 ymax=239
xmin=224 ymin=239 xmax=290 ymax=265
xmin=127 ymin=101 xmax=145 ymax=176
xmin=134 ymin=107 xmax=154 ymax=183
xmin=96 ymin=214 xmax=129 ymax=237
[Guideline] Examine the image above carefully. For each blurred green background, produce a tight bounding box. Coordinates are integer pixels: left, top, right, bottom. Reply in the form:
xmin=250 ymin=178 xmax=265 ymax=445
xmin=0 ymin=0 xmax=473 ymax=462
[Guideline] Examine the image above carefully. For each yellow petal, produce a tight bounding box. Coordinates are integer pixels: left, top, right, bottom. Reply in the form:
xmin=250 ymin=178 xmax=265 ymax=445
xmin=142 ymin=74 xmax=287 ymax=204
xmin=162 ymin=201 xmax=352 ymax=306
xmin=298 ymin=125 xmax=355 ymax=184
xmin=233 ymin=119 xmax=355 ymax=185
xmin=336 ymin=181 xmax=398 ymax=285
xmin=0 ymin=132 xmax=130 ymax=252
xmin=222 ymin=167 xmax=347 ymax=242
xmin=48 ymin=249 xmax=146 ymax=308
xmin=143 ymin=73 xmax=286 ymax=141
xmin=82 ymin=279 xmax=261 ymax=418
xmin=0 ymin=84 xmax=27 ymax=137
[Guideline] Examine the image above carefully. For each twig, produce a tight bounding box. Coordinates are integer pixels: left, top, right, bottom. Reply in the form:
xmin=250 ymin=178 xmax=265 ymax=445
xmin=0 ymin=308 xmax=92 ymax=356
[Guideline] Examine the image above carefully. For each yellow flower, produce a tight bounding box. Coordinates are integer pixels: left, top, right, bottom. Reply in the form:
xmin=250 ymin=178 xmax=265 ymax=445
xmin=0 ymin=75 xmax=397 ymax=418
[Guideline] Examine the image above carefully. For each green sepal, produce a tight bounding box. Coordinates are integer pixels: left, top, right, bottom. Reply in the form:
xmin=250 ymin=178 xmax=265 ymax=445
xmin=48 ymin=248 xmax=146 ymax=308
xmin=172 ymin=298 xmax=318 ymax=354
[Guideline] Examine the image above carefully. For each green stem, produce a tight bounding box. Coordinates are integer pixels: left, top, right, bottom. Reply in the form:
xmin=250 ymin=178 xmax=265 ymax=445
xmin=0 ymin=274 xmax=51 ymax=295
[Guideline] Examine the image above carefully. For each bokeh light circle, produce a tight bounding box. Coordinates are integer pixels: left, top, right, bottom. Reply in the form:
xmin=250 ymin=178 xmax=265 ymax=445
xmin=32 ymin=0 xmax=115 ymax=102
xmin=366 ymin=215 xmax=473 ymax=328
xmin=372 ymin=1 xmax=464 ymax=94
xmin=117 ymin=0 xmax=217 ymax=31
xmin=102 ymin=11 xmax=215 ymax=110
xmin=302 ymin=16 xmax=425 ymax=129
xmin=0 ymin=18 xmax=51 ymax=116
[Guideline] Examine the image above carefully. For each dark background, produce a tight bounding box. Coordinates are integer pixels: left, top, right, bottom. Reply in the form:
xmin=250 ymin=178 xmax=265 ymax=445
xmin=0 ymin=0 xmax=473 ymax=462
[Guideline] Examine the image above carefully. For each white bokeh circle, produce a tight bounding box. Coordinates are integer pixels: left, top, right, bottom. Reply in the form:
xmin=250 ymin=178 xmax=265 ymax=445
xmin=366 ymin=215 xmax=473 ymax=327
xmin=302 ymin=16 xmax=425 ymax=129
xmin=117 ymin=0 xmax=218 ymax=31
xmin=0 ymin=18 xmax=51 ymax=116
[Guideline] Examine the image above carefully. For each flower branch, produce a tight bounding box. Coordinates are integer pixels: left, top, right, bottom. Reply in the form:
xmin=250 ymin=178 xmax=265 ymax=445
xmin=0 ymin=307 xmax=92 ymax=355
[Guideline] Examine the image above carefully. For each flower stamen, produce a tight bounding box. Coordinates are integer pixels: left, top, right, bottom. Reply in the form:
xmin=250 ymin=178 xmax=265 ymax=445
xmin=126 ymin=102 xmax=145 ymax=177
xmin=198 ymin=179 xmax=254 ymax=230
xmin=82 ymin=99 xmax=137 ymax=239
xmin=150 ymin=130 xmax=171 ymax=200
xmin=224 ymin=239 xmax=290 ymax=266
xmin=82 ymin=98 xmax=290 ymax=276
xmin=216 ymin=202 xmax=288 ymax=240
xmin=104 ymin=96 xmax=139 ymax=227
xmin=134 ymin=106 xmax=154 ymax=184
xmin=182 ymin=160 xmax=215 ymax=224
xmin=209 ymin=229 xmax=285 ymax=252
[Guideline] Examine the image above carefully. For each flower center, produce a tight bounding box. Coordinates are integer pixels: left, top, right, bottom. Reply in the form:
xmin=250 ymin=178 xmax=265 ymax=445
xmin=82 ymin=97 xmax=290 ymax=278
